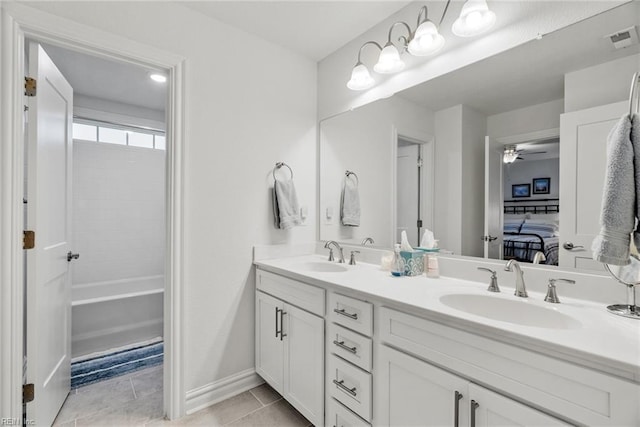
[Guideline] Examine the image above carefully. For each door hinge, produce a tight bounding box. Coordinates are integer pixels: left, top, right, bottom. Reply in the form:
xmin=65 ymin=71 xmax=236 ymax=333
xmin=23 ymin=383 xmax=34 ymax=403
xmin=417 ymin=157 xmax=423 ymax=168
xmin=417 ymin=219 xmax=423 ymax=228
xmin=23 ymin=230 xmax=35 ymax=250
xmin=24 ymin=77 xmax=36 ymax=97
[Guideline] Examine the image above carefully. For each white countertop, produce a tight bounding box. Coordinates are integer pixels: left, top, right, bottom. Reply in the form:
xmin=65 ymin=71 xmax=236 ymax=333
xmin=255 ymin=254 xmax=640 ymax=383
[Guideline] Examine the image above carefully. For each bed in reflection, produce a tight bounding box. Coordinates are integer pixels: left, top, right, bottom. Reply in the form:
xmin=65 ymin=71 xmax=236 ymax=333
xmin=503 ymin=201 xmax=560 ymax=265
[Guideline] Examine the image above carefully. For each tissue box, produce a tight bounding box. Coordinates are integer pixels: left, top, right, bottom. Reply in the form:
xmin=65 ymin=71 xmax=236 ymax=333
xmin=400 ymin=250 xmax=425 ymax=276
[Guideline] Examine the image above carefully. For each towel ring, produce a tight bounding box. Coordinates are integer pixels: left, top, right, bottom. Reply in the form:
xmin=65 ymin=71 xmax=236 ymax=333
xmin=628 ymin=72 xmax=639 ymax=116
xmin=273 ymin=162 xmax=293 ymax=181
xmin=345 ymin=170 xmax=359 ymax=186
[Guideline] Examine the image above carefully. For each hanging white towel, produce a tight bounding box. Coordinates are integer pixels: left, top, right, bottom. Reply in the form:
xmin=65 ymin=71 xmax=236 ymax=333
xmin=592 ymin=114 xmax=635 ymax=265
xmin=273 ymin=179 xmax=302 ymax=230
xmin=633 ymin=113 xmax=640 ymax=249
xmin=341 ymin=176 xmax=360 ymax=226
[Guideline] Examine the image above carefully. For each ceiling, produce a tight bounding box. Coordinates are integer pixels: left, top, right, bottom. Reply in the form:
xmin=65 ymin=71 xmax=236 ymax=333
xmin=180 ymin=1 xmax=413 ymax=61
xmin=42 ymin=43 xmax=168 ymax=112
xmin=398 ymin=2 xmax=640 ymax=115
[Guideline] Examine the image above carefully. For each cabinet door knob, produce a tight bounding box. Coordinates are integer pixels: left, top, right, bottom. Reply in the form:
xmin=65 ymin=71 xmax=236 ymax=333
xmin=333 ymin=340 xmax=357 ymax=354
xmin=454 ymin=391 xmax=463 ymax=427
xmin=275 ymin=307 xmax=280 ymax=338
xmin=279 ymin=310 xmax=287 ymax=341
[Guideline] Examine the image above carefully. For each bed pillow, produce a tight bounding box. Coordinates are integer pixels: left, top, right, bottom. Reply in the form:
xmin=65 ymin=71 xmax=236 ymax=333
xmin=526 ymin=213 xmax=559 ymax=224
xmin=503 ymin=219 xmax=524 ymax=234
xmin=520 ymin=219 xmax=557 ymax=237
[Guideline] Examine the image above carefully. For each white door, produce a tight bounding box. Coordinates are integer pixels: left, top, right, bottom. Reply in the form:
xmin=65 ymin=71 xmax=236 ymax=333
xmin=559 ymin=101 xmax=626 ymax=270
xmin=397 ymin=143 xmax=421 ymax=246
xmin=25 ymin=42 xmax=74 ymax=427
xmin=484 ymin=136 xmax=503 ymax=259
xmin=469 ymin=383 xmax=570 ymax=426
xmin=255 ymin=291 xmax=285 ymax=394
xmin=283 ymin=303 xmax=324 ymax=427
xmin=376 ymin=345 xmax=469 ymax=426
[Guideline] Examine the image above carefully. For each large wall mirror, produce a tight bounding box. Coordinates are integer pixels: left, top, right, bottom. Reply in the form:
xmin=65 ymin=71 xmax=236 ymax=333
xmin=319 ymin=2 xmax=640 ymax=273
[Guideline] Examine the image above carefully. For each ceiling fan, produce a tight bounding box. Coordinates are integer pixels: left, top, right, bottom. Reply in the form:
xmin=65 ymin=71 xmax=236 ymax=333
xmin=502 ymin=145 xmax=547 ymax=163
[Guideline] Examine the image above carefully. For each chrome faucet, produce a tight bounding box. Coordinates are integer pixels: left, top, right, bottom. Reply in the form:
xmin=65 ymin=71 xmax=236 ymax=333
xmin=324 ymin=241 xmax=345 ymax=263
xmin=361 ymin=237 xmax=375 ymax=246
xmin=505 ymin=259 xmax=527 ymax=298
xmin=532 ymin=251 xmax=546 ymax=264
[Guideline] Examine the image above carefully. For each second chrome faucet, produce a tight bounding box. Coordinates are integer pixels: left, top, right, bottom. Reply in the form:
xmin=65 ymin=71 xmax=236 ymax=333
xmin=505 ymin=259 xmax=527 ymax=298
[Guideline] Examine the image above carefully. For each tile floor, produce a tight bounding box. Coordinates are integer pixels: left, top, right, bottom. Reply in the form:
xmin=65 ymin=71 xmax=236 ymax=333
xmin=53 ymin=365 xmax=311 ymax=426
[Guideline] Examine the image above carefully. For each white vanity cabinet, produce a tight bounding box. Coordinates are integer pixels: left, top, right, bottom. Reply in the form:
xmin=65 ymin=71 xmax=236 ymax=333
xmin=255 ymin=270 xmax=325 ymax=426
xmin=377 ymin=345 xmax=569 ymax=427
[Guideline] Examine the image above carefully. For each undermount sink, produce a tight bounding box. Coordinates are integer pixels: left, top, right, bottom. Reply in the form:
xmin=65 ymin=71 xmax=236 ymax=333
xmin=439 ymin=294 xmax=582 ymax=329
xmin=295 ymin=261 xmax=348 ymax=273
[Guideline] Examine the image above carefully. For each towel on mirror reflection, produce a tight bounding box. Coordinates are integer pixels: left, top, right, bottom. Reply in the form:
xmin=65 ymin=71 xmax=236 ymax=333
xmin=633 ymin=114 xmax=640 ymax=249
xmin=273 ymin=179 xmax=302 ymax=230
xmin=592 ymin=114 xmax=634 ymax=265
xmin=341 ymin=176 xmax=360 ymax=226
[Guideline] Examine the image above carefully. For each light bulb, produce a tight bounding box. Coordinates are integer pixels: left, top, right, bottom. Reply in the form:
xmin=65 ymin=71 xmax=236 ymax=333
xmin=346 ymin=63 xmax=375 ymax=91
xmin=408 ymin=20 xmax=445 ymax=56
xmin=149 ymin=73 xmax=167 ymax=83
xmin=373 ymin=43 xmax=405 ymax=74
xmin=452 ymin=0 xmax=496 ymax=37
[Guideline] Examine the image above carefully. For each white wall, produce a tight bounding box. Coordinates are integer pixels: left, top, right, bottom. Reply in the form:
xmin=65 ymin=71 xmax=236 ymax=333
xmin=487 ymin=99 xmax=564 ymax=139
xmin=317 ymin=1 xmax=624 ymax=120
xmin=503 ymin=158 xmax=560 ymax=200
xmin=72 ymin=140 xmax=165 ymax=285
xmin=565 ymin=53 xmax=640 ymax=113
xmin=16 ymin=1 xmax=318 ymax=403
xmin=320 ymin=95 xmax=433 ymax=247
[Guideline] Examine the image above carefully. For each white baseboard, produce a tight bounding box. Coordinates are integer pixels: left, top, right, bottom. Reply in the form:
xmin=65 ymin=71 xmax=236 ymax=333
xmin=185 ymin=369 xmax=264 ymax=415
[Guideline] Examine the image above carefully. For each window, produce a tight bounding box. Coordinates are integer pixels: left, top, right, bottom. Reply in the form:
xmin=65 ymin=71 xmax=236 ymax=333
xmin=72 ymin=119 xmax=166 ymax=150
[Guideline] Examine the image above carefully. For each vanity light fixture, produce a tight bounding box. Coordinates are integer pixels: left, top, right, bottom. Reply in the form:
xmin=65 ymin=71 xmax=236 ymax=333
xmin=347 ymin=41 xmax=382 ymax=90
xmin=347 ymin=1 xmax=496 ymax=90
xmin=408 ymin=6 xmax=445 ymax=56
xmin=503 ymin=146 xmax=519 ymax=164
xmin=374 ymin=22 xmax=411 ymax=74
xmin=452 ymin=0 xmax=496 ymax=37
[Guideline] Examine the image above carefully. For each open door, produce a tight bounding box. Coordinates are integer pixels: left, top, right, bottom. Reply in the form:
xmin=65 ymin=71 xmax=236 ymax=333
xmin=25 ymin=42 xmax=74 ymax=426
xmin=483 ymin=136 xmax=503 ymax=259
xmin=397 ymin=142 xmax=422 ymax=246
xmin=559 ymin=101 xmax=626 ymax=271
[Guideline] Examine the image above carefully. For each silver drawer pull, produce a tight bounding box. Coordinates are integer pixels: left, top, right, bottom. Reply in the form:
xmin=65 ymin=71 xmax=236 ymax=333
xmin=333 ymin=379 xmax=357 ymax=397
xmin=334 ymin=308 xmax=358 ymax=320
xmin=333 ymin=340 xmax=357 ymax=354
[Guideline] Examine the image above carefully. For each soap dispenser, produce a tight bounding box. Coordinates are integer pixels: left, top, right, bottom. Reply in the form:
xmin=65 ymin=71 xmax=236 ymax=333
xmin=391 ymin=244 xmax=405 ymax=277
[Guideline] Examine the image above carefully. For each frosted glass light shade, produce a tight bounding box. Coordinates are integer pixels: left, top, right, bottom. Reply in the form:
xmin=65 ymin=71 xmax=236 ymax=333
xmin=347 ymin=63 xmax=375 ymax=90
xmin=373 ymin=44 xmax=405 ymax=74
xmin=408 ymin=20 xmax=445 ymax=56
xmin=503 ymin=147 xmax=518 ymax=163
xmin=452 ymin=0 xmax=496 ymax=37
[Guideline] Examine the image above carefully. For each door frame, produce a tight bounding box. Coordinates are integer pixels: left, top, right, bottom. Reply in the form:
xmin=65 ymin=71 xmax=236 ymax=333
xmin=1 ymin=3 xmax=186 ymax=421
xmin=391 ymin=125 xmax=435 ymax=247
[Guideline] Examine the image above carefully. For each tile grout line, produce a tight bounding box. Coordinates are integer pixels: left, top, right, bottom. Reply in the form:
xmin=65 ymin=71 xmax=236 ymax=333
xmin=248 ymin=389 xmax=266 ymax=407
xmin=130 ymin=377 xmax=138 ymax=399
xmin=222 ymin=396 xmax=284 ymax=426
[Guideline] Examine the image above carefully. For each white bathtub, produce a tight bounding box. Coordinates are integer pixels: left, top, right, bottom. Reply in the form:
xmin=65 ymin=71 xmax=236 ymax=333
xmin=71 ymin=275 xmax=164 ymax=358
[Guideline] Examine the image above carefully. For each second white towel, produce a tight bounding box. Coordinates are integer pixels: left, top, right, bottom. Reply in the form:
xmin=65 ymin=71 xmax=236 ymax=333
xmin=341 ymin=176 xmax=360 ymax=226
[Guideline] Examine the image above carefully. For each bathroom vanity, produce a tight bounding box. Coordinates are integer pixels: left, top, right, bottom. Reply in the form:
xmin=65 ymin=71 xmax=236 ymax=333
xmin=254 ymin=253 xmax=640 ymax=427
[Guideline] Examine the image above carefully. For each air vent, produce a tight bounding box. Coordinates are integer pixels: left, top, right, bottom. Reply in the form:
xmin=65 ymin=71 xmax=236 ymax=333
xmin=605 ymin=26 xmax=639 ymax=50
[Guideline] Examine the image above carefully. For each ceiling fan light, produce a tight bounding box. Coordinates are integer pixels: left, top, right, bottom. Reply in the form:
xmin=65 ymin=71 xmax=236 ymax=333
xmin=452 ymin=0 xmax=496 ymax=37
xmin=408 ymin=20 xmax=445 ymax=56
xmin=503 ymin=146 xmax=518 ymax=164
xmin=347 ymin=62 xmax=375 ymax=90
xmin=373 ymin=43 xmax=405 ymax=74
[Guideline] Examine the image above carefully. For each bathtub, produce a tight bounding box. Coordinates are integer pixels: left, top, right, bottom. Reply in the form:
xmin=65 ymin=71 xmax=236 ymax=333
xmin=71 ymin=275 xmax=164 ymax=358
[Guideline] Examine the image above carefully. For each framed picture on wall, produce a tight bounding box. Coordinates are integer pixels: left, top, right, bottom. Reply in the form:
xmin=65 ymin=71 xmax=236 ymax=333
xmin=512 ymin=184 xmax=530 ymax=198
xmin=533 ymin=177 xmax=550 ymax=194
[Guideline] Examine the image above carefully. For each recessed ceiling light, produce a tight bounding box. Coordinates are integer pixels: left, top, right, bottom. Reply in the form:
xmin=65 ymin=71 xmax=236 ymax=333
xmin=149 ymin=73 xmax=167 ymax=83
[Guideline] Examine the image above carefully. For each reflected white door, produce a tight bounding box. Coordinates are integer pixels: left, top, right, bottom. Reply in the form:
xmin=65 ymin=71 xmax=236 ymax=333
xmin=484 ymin=136 xmax=503 ymax=259
xmin=559 ymin=101 xmax=626 ymax=270
xmin=397 ymin=143 xmax=421 ymax=246
xmin=25 ymin=42 xmax=73 ymax=426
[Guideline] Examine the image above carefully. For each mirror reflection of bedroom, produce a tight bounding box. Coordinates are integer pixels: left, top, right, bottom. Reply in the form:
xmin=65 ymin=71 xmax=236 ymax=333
xmin=502 ymin=139 xmax=560 ymax=266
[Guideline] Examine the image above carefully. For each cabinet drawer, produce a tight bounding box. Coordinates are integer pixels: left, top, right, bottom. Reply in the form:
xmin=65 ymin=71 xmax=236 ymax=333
xmin=327 ymin=398 xmax=370 ymax=427
xmin=328 ymin=323 xmax=372 ymax=372
xmin=328 ymin=355 xmax=372 ymax=422
xmin=257 ymin=269 xmax=325 ymax=316
xmin=328 ymin=293 xmax=373 ymax=336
